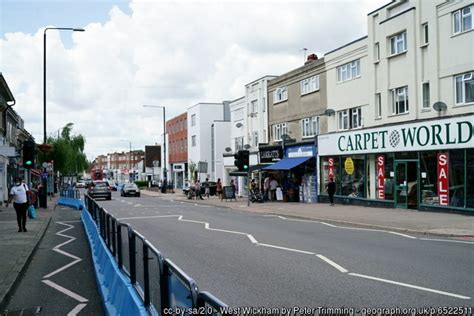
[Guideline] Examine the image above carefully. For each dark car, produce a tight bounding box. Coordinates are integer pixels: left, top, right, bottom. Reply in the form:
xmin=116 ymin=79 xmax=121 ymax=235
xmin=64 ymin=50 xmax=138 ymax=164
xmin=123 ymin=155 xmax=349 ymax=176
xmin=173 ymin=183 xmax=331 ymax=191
xmin=88 ymin=180 xmax=112 ymax=200
xmin=121 ymin=183 xmax=141 ymax=197
xmin=183 ymin=181 xmax=217 ymax=196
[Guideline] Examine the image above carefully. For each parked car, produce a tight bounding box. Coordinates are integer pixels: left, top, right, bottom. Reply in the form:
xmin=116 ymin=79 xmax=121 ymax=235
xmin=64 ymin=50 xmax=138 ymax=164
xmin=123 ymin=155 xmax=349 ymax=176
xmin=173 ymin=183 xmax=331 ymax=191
xmin=88 ymin=180 xmax=112 ymax=200
xmin=121 ymin=183 xmax=141 ymax=197
xmin=108 ymin=180 xmax=117 ymax=191
xmin=76 ymin=181 xmax=86 ymax=188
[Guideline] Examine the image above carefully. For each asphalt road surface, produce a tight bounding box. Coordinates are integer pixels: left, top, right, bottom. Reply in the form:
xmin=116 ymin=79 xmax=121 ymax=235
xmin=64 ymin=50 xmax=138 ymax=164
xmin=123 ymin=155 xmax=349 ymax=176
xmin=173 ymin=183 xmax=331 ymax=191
xmin=96 ymin=191 xmax=474 ymax=310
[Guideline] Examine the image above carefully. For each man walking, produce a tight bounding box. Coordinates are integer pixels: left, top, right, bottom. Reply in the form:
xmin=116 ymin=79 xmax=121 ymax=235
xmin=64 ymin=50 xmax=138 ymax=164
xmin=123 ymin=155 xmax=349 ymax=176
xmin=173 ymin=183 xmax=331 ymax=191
xmin=269 ymin=177 xmax=278 ymax=201
xmin=327 ymin=177 xmax=336 ymax=206
xmin=7 ymin=177 xmax=29 ymax=232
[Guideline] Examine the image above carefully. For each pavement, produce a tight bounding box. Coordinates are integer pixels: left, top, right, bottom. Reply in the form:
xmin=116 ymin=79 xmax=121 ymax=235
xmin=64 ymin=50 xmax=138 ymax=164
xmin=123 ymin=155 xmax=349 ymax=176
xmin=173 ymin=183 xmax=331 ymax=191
xmin=0 ymin=197 xmax=103 ymax=315
xmin=142 ymin=189 xmax=474 ymax=238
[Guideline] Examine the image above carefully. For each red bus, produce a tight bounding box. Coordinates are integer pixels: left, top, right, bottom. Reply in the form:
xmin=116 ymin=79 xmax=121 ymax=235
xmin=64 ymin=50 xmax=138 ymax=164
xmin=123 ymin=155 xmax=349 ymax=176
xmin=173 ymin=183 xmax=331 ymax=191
xmin=91 ymin=169 xmax=104 ymax=181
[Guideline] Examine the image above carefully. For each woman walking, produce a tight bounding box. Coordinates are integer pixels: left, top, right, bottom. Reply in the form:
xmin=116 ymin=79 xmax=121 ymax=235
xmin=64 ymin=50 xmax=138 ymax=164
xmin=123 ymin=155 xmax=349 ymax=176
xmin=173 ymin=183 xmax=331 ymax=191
xmin=8 ymin=177 xmax=29 ymax=232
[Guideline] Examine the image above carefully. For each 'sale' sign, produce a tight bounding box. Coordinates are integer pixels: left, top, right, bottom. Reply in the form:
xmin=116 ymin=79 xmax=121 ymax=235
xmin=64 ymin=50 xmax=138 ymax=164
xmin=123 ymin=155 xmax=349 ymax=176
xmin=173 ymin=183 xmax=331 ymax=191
xmin=437 ymin=153 xmax=449 ymax=206
xmin=377 ymin=155 xmax=385 ymax=200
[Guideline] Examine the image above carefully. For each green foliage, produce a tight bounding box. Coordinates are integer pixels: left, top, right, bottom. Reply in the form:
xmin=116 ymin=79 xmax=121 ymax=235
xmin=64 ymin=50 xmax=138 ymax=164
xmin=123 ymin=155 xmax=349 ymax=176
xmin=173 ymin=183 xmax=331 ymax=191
xmin=188 ymin=160 xmax=196 ymax=181
xmin=134 ymin=181 xmax=148 ymax=188
xmin=40 ymin=123 xmax=90 ymax=175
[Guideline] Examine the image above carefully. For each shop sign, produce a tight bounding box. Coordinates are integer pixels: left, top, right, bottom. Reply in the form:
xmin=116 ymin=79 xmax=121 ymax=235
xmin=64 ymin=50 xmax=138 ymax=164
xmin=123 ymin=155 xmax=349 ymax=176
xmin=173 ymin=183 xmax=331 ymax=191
xmin=318 ymin=115 xmax=474 ymax=156
xmin=173 ymin=164 xmax=184 ymax=171
xmin=286 ymin=145 xmax=316 ymax=158
xmin=259 ymin=146 xmax=283 ymax=163
xmin=344 ymin=157 xmax=354 ymax=175
xmin=437 ymin=152 xmax=449 ymax=206
xmin=328 ymin=158 xmax=334 ymax=179
xmin=377 ymin=155 xmax=385 ymax=199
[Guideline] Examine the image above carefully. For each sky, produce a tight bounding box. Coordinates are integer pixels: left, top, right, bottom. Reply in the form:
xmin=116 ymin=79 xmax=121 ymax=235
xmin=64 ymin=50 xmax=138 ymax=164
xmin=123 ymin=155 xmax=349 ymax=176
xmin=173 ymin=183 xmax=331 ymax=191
xmin=0 ymin=0 xmax=386 ymax=161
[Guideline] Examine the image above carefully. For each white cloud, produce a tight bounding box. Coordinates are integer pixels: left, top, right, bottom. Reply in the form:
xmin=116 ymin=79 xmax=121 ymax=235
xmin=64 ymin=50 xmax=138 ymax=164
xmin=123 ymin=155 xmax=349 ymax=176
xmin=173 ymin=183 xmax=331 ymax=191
xmin=0 ymin=0 xmax=386 ymax=160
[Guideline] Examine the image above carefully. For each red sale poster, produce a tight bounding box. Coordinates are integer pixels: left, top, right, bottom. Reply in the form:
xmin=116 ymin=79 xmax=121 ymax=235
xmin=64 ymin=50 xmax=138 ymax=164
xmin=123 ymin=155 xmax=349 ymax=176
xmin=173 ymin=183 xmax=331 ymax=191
xmin=376 ymin=155 xmax=385 ymax=199
xmin=328 ymin=158 xmax=334 ymax=179
xmin=437 ymin=152 xmax=449 ymax=206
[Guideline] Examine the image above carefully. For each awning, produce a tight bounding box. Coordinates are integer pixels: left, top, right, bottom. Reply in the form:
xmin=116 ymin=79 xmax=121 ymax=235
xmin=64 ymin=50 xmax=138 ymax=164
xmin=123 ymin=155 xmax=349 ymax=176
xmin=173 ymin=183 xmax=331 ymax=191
xmin=30 ymin=169 xmax=42 ymax=177
xmin=263 ymin=157 xmax=313 ymax=171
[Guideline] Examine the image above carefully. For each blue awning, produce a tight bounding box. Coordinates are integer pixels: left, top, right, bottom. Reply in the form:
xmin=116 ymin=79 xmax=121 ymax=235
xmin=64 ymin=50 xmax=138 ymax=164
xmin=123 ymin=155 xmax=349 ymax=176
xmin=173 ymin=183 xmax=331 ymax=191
xmin=263 ymin=157 xmax=313 ymax=170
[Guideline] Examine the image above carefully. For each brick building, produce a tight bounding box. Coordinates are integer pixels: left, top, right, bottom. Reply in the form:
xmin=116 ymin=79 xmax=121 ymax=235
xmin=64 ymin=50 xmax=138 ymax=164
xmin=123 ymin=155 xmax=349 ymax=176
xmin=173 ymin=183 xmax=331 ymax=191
xmin=166 ymin=112 xmax=187 ymax=189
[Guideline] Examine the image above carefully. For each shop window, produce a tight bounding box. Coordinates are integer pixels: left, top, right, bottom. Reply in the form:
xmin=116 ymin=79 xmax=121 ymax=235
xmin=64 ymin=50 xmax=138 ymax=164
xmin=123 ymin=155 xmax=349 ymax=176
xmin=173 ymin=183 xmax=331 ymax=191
xmin=420 ymin=151 xmax=439 ymax=205
xmin=369 ymin=154 xmax=395 ymax=201
xmin=320 ymin=157 xmax=340 ymax=195
xmin=467 ymin=149 xmax=474 ymax=208
xmin=341 ymin=155 xmax=365 ymax=198
xmin=449 ymin=150 xmax=465 ymax=207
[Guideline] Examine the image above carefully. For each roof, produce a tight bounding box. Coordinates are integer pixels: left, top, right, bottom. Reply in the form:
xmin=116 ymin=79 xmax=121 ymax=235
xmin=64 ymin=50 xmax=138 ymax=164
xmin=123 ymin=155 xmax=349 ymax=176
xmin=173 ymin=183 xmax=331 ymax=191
xmin=0 ymin=73 xmax=15 ymax=105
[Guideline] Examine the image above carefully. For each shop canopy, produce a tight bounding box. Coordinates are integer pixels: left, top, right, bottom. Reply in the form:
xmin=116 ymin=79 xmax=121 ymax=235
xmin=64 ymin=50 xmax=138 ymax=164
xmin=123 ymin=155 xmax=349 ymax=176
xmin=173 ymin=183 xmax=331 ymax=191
xmin=263 ymin=157 xmax=312 ymax=171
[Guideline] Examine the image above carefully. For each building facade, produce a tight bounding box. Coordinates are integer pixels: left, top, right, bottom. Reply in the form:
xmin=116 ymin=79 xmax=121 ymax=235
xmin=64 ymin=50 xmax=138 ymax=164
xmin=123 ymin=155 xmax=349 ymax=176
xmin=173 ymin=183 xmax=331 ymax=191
xmin=187 ymin=103 xmax=227 ymax=181
xmin=166 ymin=112 xmax=187 ymax=189
xmin=318 ymin=0 xmax=474 ymax=212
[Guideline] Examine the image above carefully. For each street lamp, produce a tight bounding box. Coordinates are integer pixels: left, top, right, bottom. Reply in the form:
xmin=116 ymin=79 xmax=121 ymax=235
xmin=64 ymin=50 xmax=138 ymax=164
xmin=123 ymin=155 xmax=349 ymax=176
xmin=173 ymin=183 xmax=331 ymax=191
xmin=143 ymin=105 xmax=167 ymax=185
xmin=42 ymin=27 xmax=84 ymax=208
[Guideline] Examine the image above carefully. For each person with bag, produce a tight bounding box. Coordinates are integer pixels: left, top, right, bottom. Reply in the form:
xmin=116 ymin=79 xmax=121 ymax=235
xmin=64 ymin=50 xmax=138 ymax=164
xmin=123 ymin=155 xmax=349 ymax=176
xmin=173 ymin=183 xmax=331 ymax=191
xmin=7 ymin=177 xmax=29 ymax=232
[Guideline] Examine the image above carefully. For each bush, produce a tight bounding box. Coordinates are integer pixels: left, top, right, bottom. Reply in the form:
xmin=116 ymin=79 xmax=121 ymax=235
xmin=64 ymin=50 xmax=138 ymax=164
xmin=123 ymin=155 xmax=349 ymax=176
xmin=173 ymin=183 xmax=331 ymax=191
xmin=134 ymin=181 xmax=149 ymax=188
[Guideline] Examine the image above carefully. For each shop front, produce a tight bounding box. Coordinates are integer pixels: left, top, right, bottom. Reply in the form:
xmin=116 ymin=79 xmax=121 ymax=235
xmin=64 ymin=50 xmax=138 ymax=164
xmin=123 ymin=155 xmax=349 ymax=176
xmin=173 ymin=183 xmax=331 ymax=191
xmin=263 ymin=143 xmax=317 ymax=202
xmin=317 ymin=115 xmax=474 ymax=212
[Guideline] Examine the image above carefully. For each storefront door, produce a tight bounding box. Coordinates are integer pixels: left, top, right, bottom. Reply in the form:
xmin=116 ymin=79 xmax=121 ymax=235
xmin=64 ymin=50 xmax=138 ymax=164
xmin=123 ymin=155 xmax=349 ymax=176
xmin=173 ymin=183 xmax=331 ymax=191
xmin=394 ymin=160 xmax=418 ymax=209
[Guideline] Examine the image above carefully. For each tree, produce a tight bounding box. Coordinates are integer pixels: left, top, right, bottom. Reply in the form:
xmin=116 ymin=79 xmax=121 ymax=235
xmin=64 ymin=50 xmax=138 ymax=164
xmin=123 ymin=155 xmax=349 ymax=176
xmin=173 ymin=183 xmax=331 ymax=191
xmin=40 ymin=123 xmax=90 ymax=175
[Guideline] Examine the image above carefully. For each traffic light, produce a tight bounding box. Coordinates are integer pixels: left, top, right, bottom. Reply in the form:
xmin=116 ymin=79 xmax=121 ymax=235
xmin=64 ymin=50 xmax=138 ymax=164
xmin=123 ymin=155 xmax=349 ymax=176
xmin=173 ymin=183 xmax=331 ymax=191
xmin=234 ymin=150 xmax=250 ymax=172
xmin=23 ymin=140 xmax=35 ymax=169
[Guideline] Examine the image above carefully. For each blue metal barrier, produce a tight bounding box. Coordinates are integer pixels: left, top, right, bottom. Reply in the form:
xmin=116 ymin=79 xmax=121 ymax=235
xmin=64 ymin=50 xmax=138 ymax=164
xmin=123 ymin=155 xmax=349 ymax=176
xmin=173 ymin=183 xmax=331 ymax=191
xmin=58 ymin=188 xmax=84 ymax=210
xmin=83 ymin=194 xmax=228 ymax=315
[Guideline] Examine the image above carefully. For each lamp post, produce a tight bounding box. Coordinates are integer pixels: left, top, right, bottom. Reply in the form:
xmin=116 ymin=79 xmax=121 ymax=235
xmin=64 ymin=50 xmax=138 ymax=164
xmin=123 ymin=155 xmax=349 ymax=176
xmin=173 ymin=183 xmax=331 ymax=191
xmin=143 ymin=105 xmax=167 ymax=188
xmin=43 ymin=27 xmax=84 ymax=208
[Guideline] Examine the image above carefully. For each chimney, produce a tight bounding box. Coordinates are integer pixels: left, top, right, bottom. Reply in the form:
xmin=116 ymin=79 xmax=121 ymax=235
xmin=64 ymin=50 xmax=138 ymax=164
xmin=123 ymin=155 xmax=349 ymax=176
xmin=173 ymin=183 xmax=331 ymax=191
xmin=305 ymin=53 xmax=318 ymax=64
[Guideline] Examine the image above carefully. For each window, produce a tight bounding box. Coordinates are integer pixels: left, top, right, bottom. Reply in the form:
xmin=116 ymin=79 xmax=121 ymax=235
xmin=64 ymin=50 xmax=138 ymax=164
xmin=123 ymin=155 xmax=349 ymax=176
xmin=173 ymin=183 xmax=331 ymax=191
xmin=252 ymin=131 xmax=259 ymax=147
xmin=272 ymin=123 xmax=288 ymax=141
xmin=337 ymin=59 xmax=360 ymax=83
xmin=375 ymin=93 xmax=382 ymax=118
xmin=301 ymin=116 xmax=320 ymax=137
xmin=273 ymin=87 xmax=288 ymax=103
xmin=251 ymin=100 xmax=258 ymax=114
xmin=191 ymin=114 xmax=196 ymax=126
xmin=232 ymin=108 xmax=244 ymax=121
xmin=455 ymin=72 xmax=474 ymax=105
xmin=374 ymin=42 xmax=380 ymax=62
xmin=390 ymin=31 xmax=407 ymax=55
xmin=422 ymin=82 xmax=430 ymax=109
xmin=453 ymin=6 xmax=473 ymax=34
xmin=262 ymin=97 xmax=266 ymax=112
xmin=338 ymin=107 xmax=362 ymax=130
xmin=300 ymin=75 xmax=320 ymax=95
xmin=422 ymin=23 xmax=429 ymax=45
xmin=234 ymin=137 xmax=244 ymax=151
xmin=391 ymin=86 xmax=409 ymax=114
xmin=191 ymin=135 xmax=196 ymax=147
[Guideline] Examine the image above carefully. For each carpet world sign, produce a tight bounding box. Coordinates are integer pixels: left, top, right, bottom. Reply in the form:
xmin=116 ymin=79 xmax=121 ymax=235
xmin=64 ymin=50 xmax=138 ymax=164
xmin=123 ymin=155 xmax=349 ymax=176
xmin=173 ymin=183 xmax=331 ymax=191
xmin=318 ymin=116 xmax=474 ymax=156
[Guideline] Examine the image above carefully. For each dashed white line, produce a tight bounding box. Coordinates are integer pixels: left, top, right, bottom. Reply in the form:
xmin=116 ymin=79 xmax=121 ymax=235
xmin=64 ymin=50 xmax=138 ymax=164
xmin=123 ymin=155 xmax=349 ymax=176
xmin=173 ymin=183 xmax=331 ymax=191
xmin=316 ymin=254 xmax=348 ymax=273
xmin=42 ymin=279 xmax=89 ymax=302
xmin=348 ymin=273 xmax=471 ymax=300
xmin=320 ymin=222 xmax=337 ymax=228
xmin=257 ymin=243 xmax=315 ymax=255
xmin=247 ymin=234 xmax=258 ymax=244
xmin=118 ymin=214 xmax=180 ymax=220
xmin=67 ymin=303 xmax=87 ymax=316
xmin=388 ymin=231 xmax=417 ymax=239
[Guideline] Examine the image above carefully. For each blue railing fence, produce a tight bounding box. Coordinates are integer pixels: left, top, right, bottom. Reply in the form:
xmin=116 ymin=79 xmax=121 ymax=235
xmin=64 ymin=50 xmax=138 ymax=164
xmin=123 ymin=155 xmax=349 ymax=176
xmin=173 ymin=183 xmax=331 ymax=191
xmin=84 ymin=195 xmax=228 ymax=315
xmin=60 ymin=188 xmax=81 ymax=199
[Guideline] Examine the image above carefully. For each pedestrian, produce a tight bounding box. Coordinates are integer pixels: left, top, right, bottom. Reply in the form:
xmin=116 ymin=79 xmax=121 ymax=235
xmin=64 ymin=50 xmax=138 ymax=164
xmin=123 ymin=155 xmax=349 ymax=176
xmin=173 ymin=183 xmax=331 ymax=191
xmin=269 ymin=177 xmax=278 ymax=201
xmin=203 ymin=178 xmax=210 ymax=198
xmin=7 ymin=177 xmax=29 ymax=232
xmin=230 ymin=179 xmax=236 ymax=198
xmin=263 ymin=176 xmax=270 ymax=201
xmin=195 ymin=180 xmax=204 ymax=200
xmin=327 ymin=177 xmax=336 ymax=206
xmin=216 ymin=178 xmax=223 ymax=200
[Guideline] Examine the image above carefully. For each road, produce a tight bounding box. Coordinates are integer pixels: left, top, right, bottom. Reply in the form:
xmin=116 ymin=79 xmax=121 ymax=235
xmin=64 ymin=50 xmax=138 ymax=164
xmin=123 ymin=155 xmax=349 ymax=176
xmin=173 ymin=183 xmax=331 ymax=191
xmin=96 ymin=191 xmax=474 ymax=309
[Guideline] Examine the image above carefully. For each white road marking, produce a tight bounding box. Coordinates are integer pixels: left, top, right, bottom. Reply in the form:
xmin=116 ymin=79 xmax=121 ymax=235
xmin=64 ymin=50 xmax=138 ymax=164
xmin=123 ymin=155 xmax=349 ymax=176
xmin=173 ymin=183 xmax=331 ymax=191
xmin=41 ymin=221 xmax=89 ymax=310
xmin=316 ymin=254 xmax=348 ymax=273
xmin=349 ymin=273 xmax=471 ymax=300
xmin=42 ymin=280 xmax=89 ymax=302
xmin=257 ymin=243 xmax=315 ymax=255
xmin=267 ymin=215 xmax=473 ymax=244
xmin=247 ymin=234 xmax=258 ymax=244
xmin=320 ymin=222 xmax=337 ymax=228
xmin=67 ymin=303 xmax=87 ymax=316
xmin=389 ymin=231 xmax=417 ymax=239
xmin=127 ymin=202 xmax=133 ymax=205
xmin=134 ymin=204 xmax=142 ymax=207
xmin=118 ymin=215 xmax=180 ymax=220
